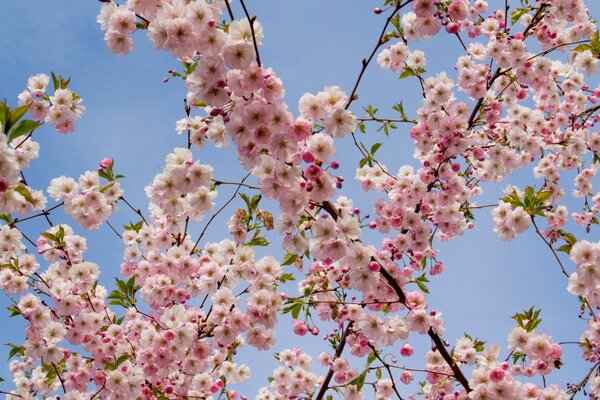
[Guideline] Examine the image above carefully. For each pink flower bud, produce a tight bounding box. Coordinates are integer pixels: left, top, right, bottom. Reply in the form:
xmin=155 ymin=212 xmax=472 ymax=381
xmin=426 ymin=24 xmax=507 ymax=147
xmin=293 ymin=320 xmax=308 ymax=336
xmin=305 ymin=164 xmax=323 ymax=180
xmin=400 ymin=371 xmax=413 ymax=384
xmin=368 ymin=261 xmax=380 ymax=272
xmin=489 ymin=368 xmax=505 ymax=382
xmin=302 ymin=151 xmax=315 ymax=163
xmin=446 ymin=22 xmax=459 ymax=34
xmin=400 ymin=343 xmax=414 ymax=357
xmin=165 ymin=330 xmax=175 ymax=341
xmin=100 ymin=157 xmax=112 ymax=169
xmin=0 ymin=177 xmax=8 ymax=193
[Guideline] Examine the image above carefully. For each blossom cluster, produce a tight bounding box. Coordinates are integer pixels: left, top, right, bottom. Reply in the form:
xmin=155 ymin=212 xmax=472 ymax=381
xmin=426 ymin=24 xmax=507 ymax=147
xmin=17 ymin=74 xmax=85 ymax=134
xmin=48 ymin=169 xmax=122 ymax=230
xmin=1 ymin=0 xmax=600 ymax=399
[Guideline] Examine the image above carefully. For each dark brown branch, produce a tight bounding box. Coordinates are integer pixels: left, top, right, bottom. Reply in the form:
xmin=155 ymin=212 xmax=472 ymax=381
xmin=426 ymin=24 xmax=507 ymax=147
xmin=238 ymin=0 xmax=261 ymax=67
xmin=224 ymin=0 xmax=235 ymax=21
xmin=314 ymin=323 xmax=353 ymax=400
xmin=322 ymin=200 xmax=472 ymax=393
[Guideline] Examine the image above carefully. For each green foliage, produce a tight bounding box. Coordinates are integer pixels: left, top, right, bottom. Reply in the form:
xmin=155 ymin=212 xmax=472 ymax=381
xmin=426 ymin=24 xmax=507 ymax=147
xmin=98 ymin=159 xmax=125 ymax=182
xmin=0 ymin=100 xmax=42 ymax=141
xmin=573 ymin=31 xmax=600 ymax=58
xmin=358 ymin=141 xmax=383 ymax=168
xmin=6 ymin=344 xmax=24 ymax=360
xmin=105 ymin=354 xmax=132 ymax=371
xmin=501 ymin=185 xmax=552 ymax=216
xmin=107 ymin=277 xmax=139 ymax=308
xmin=124 ymin=220 xmax=144 ymax=233
xmin=413 ymin=273 xmax=430 ymax=294
xmin=399 ymin=65 xmax=426 ymax=80
xmin=51 ymin=71 xmax=71 ymax=91
xmin=282 ymin=253 xmax=297 ymax=266
xmin=511 ymin=306 xmax=542 ymax=333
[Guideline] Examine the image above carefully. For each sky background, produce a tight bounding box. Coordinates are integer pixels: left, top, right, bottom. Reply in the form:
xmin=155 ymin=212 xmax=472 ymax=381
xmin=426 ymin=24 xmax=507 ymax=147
xmin=1 ymin=0 xmax=600 ymax=397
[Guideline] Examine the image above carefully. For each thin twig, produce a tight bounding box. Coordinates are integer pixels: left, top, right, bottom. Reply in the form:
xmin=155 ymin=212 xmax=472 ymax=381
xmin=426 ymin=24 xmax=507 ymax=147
xmin=190 ymin=173 xmax=251 ymax=254
xmin=367 ymin=344 xmax=405 ymax=400
xmin=119 ymin=196 xmax=149 ymax=226
xmin=224 ymin=0 xmax=235 ymax=20
xmin=239 ymin=0 xmax=261 ymax=67
xmin=345 ymin=1 xmax=411 ymax=110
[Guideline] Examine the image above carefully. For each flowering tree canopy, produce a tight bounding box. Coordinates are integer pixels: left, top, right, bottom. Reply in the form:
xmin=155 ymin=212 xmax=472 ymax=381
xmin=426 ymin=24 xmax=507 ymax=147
xmin=1 ymin=0 xmax=600 ymax=399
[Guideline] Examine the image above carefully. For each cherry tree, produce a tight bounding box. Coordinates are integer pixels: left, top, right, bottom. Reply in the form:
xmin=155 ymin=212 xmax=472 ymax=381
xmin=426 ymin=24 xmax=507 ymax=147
xmin=1 ymin=0 xmax=600 ymax=399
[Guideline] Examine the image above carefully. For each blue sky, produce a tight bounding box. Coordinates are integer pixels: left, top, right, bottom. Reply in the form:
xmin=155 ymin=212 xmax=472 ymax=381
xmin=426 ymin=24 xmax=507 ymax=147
xmin=1 ymin=0 xmax=600 ymax=397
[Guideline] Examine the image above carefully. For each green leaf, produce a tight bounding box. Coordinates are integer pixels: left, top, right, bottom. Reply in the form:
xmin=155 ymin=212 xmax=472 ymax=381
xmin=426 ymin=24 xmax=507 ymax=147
xmin=415 ymin=279 xmax=430 ymax=294
xmin=55 ymin=226 xmax=65 ymax=241
xmin=375 ymin=368 xmax=382 ymax=379
xmin=399 ymin=69 xmax=414 ymax=79
xmin=573 ymin=43 xmax=593 ymax=53
xmin=0 ymin=102 xmax=8 ymax=133
xmin=591 ymin=31 xmax=600 ymax=54
xmin=51 ymin=71 xmax=59 ymax=91
xmin=115 ymin=354 xmax=131 ymax=367
xmin=391 ymin=14 xmax=401 ymax=32
xmin=278 ymin=273 xmax=295 ymax=283
xmin=250 ymin=194 xmax=261 ymax=214
xmin=9 ymin=119 xmax=42 ymax=141
xmin=563 ymin=232 xmax=578 ymax=245
xmin=6 ymin=344 xmax=24 ymax=360
xmin=511 ymin=8 xmax=528 ymax=25
xmin=41 ymin=232 xmax=58 ymax=242
xmin=246 ymin=236 xmax=269 ymax=247
xmin=11 ymin=185 xmax=35 ymax=204
xmin=7 ymin=305 xmax=21 ymax=317
xmin=291 ymin=303 xmax=302 ymax=319
xmin=282 ymin=253 xmax=298 ymax=266
xmin=556 ymin=244 xmax=572 ymax=254
xmin=239 ymin=192 xmax=251 ymax=211
xmin=351 ymin=370 xmax=367 ymax=391
xmin=370 ymin=142 xmax=382 ymax=156
xmin=392 ymin=101 xmax=407 ymax=120
xmin=366 ymin=351 xmax=377 ymax=366
xmin=8 ymin=106 xmax=29 ymax=128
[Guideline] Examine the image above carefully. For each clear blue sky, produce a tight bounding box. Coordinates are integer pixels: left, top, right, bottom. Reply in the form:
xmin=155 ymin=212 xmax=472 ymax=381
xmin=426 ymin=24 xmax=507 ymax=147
xmin=1 ymin=0 xmax=599 ymax=396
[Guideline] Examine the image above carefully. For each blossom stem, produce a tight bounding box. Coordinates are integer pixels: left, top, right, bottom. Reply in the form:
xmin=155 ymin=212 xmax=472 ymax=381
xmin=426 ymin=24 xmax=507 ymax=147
xmin=51 ymin=362 xmax=66 ymax=394
xmin=345 ymin=0 xmax=411 ymax=110
xmin=119 ymin=196 xmax=149 ymax=226
xmin=190 ymin=172 xmax=251 ymax=254
xmin=367 ymin=344 xmax=405 ymax=400
xmin=224 ymin=0 xmax=235 ymax=21
xmin=568 ymin=361 xmax=599 ymax=400
xmin=211 ymin=179 xmax=259 ymax=190
xmin=531 ymin=217 xmax=597 ymax=319
xmin=238 ymin=0 xmax=261 ymax=67
xmin=314 ymin=323 xmax=353 ymax=400
xmin=11 ymin=201 xmax=64 ymax=226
